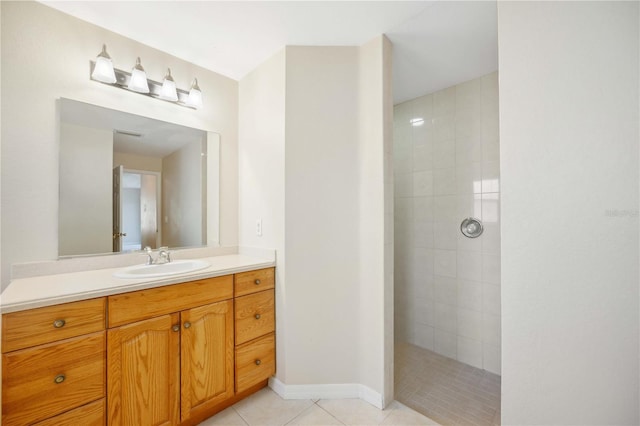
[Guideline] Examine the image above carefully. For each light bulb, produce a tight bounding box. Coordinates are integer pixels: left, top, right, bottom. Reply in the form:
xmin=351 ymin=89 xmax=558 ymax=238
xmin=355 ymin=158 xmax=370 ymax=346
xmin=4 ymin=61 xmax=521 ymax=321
xmin=159 ymin=68 xmax=178 ymax=102
xmin=91 ymin=44 xmax=116 ymax=84
xmin=128 ymin=57 xmax=149 ymax=93
xmin=186 ymin=78 xmax=203 ymax=109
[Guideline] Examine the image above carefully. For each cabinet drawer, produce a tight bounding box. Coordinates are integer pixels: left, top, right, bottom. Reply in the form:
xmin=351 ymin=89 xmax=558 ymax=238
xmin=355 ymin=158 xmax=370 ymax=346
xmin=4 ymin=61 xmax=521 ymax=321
xmin=235 ymin=290 xmax=275 ymax=345
xmin=108 ymin=275 xmax=233 ymax=327
xmin=235 ymin=333 xmax=275 ymax=393
xmin=2 ymin=331 xmax=106 ymax=426
xmin=33 ymin=398 xmax=105 ymax=426
xmin=235 ymin=267 xmax=275 ymax=297
xmin=2 ymin=297 xmax=105 ymax=353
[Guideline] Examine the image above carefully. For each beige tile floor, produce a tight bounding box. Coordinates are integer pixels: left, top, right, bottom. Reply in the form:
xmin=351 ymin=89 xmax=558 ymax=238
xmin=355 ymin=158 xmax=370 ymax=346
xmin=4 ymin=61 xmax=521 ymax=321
xmin=395 ymin=342 xmax=501 ymax=426
xmin=199 ymin=387 xmax=440 ymax=426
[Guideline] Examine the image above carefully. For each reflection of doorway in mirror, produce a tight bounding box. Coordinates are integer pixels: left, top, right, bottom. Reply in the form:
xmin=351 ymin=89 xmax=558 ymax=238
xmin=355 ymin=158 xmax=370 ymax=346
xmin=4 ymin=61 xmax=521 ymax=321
xmin=120 ymin=170 xmax=161 ymax=252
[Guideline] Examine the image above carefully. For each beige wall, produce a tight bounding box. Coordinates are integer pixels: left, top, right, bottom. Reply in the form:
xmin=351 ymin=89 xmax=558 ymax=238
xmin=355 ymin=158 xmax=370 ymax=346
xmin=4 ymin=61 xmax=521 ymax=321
xmin=238 ymin=39 xmax=392 ymax=405
xmin=284 ymin=45 xmax=362 ymax=387
xmin=0 ymin=1 xmax=238 ymax=288
xmin=238 ymin=48 xmax=287 ymax=378
xmin=356 ymin=36 xmax=394 ymax=401
xmin=498 ymin=2 xmax=639 ymax=423
xmin=59 ymin=123 xmax=113 ymax=256
xmin=113 ymin=152 xmax=163 ymax=173
xmin=162 ymin=140 xmax=204 ymax=248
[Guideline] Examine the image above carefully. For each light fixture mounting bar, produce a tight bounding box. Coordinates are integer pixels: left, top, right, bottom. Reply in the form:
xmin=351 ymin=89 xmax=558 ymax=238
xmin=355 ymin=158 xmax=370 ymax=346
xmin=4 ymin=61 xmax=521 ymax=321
xmin=89 ymin=61 xmax=196 ymax=109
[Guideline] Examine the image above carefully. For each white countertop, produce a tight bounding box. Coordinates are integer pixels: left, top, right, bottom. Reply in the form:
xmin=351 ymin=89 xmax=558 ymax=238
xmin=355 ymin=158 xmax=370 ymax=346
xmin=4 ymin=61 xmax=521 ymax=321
xmin=1 ymin=253 xmax=275 ymax=314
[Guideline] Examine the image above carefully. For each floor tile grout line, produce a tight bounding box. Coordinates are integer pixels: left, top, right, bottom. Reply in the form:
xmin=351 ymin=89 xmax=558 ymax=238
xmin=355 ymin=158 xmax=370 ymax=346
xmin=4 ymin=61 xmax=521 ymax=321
xmin=378 ymin=402 xmax=397 ymax=424
xmin=280 ymin=399 xmax=316 ymax=426
xmin=312 ymin=400 xmax=348 ymax=426
xmin=283 ymin=402 xmax=314 ymax=426
xmin=232 ymin=406 xmax=251 ymax=426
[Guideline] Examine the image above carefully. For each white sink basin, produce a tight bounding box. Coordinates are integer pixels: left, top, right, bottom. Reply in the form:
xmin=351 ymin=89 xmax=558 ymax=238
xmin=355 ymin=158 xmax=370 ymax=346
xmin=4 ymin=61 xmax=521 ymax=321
xmin=113 ymin=259 xmax=211 ymax=279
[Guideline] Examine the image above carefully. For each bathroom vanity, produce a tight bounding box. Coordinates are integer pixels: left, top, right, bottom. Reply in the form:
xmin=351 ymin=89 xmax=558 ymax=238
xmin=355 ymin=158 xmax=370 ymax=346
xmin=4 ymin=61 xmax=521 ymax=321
xmin=1 ymin=255 xmax=275 ymax=426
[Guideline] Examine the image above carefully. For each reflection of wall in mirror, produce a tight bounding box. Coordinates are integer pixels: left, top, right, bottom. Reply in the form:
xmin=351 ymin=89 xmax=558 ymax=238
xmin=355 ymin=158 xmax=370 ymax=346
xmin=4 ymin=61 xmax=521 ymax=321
xmin=162 ymin=139 xmax=205 ymax=248
xmin=122 ymin=185 xmax=142 ymax=250
xmin=58 ymin=123 xmax=113 ymax=256
xmin=120 ymin=172 xmax=159 ymax=251
xmin=140 ymin=174 xmax=158 ymax=249
xmin=113 ymin=152 xmax=162 ymax=173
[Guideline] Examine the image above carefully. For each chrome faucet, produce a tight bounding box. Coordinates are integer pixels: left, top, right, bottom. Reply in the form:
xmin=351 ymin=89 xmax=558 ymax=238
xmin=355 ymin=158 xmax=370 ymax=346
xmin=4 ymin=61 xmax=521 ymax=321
xmin=143 ymin=246 xmax=171 ymax=265
xmin=157 ymin=246 xmax=171 ymax=264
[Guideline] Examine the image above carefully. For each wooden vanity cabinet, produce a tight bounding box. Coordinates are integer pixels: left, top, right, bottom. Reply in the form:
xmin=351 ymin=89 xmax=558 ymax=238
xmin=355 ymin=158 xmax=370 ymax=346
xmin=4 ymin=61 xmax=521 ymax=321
xmin=1 ymin=266 xmax=275 ymax=426
xmin=106 ymin=274 xmax=237 ymax=425
xmin=234 ymin=269 xmax=276 ymax=394
xmin=1 ymin=298 xmax=106 ymax=426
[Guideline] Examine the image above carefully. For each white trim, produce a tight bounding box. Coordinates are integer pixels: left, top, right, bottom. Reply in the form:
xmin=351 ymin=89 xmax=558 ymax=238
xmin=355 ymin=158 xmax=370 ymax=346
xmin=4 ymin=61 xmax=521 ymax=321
xmin=206 ymin=132 xmax=220 ymax=247
xmin=268 ymin=377 xmax=383 ymax=409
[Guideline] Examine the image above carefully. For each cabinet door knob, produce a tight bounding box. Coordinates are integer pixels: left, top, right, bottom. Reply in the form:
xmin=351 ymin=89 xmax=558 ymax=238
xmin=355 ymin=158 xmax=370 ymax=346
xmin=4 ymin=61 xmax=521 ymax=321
xmin=172 ymin=324 xmax=180 ymax=332
xmin=255 ymin=279 xmax=261 ymax=285
xmin=53 ymin=319 xmax=66 ymax=328
xmin=54 ymin=374 xmax=66 ymax=384
xmin=184 ymin=321 xmax=191 ymax=329
xmin=255 ymin=359 xmax=261 ymax=366
xmin=254 ymin=314 xmax=261 ymax=320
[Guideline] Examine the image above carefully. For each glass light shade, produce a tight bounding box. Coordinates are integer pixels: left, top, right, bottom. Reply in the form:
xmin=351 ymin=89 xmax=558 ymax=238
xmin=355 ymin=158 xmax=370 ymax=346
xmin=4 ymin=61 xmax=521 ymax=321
xmin=128 ymin=57 xmax=149 ymax=93
xmin=186 ymin=78 xmax=203 ymax=109
xmin=159 ymin=68 xmax=178 ymax=102
xmin=91 ymin=45 xmax=116 ymax=84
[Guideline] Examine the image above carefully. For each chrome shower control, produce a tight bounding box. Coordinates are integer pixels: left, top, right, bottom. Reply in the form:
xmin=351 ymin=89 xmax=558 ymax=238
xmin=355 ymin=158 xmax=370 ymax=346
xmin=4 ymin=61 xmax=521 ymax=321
xmin=460 ymin=217 xmax=483 ymax=238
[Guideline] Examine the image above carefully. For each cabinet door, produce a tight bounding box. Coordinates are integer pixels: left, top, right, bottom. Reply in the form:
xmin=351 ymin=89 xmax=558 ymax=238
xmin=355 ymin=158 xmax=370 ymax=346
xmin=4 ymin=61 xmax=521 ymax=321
xmin=181 ymin=300 xmax=234 ymax=423
xmin=107 ymin=313 xmax=180 ymax=426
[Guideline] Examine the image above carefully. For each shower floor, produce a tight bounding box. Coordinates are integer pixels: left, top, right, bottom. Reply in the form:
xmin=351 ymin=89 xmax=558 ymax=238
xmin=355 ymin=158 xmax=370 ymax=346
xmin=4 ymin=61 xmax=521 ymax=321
xmin=395 ymin=342 xmax=501 ymax=425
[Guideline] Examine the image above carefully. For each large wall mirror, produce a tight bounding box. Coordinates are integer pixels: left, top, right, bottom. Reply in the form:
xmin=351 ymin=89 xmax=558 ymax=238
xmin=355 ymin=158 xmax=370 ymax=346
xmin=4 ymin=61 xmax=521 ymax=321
xmin=58 ymin=98 xmax=219 ymax=257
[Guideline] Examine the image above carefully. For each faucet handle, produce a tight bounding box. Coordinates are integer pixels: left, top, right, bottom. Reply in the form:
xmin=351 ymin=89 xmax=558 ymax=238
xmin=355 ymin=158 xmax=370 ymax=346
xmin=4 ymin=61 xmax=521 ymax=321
xmin=142 ymin=246 xmax=154 ymax=265
xmin=158 ymin=246 xmax=171 ymax=263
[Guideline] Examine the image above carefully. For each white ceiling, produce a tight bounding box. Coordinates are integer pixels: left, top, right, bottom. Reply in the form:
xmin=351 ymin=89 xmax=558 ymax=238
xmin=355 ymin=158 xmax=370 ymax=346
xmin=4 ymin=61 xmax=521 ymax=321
xmin=43 ymin=1 xmax=498 ymax=104
xmin=60 ymin=98 xmax=205 ymax=158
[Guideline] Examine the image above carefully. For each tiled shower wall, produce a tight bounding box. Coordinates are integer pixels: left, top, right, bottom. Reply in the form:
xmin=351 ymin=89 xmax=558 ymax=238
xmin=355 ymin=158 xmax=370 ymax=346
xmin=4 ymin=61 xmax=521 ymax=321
xmin=393 ymin=72 xmax=501 ymax=375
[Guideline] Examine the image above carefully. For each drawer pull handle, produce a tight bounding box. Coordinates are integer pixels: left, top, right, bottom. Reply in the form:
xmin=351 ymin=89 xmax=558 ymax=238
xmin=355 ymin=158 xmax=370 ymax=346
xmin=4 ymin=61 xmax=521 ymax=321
xmin=255 ymin=314 xmax=261 ymax=320
xmin=255 ymin=359 xmax=261 ymax=366
xmin=53 ymin=319 xmax=66 ymax=328
xmin=54 ymin=374 xmax=66 ymax=384
xmin=255 ymin=279 xmax=261 ymax=285
xmin=172 ymin=324 xmax=180 ymax=332
xmin=184 ymin=321 xmax=191 ymax=329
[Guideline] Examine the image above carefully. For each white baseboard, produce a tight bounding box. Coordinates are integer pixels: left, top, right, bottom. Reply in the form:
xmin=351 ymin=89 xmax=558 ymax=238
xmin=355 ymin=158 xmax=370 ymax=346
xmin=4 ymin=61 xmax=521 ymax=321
xmin=268 ymin=377 xmax=383 ymax=409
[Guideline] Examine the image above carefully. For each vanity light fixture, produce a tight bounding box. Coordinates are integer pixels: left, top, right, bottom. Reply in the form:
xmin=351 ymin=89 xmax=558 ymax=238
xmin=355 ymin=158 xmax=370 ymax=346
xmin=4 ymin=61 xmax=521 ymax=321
xmin=91 ymin=44 xmax=117 ymax=84
xmin=159 ymin=68 xmax=179 ymax=102
xmin=410 ymin=117 xmax=425 ymax=126
xmin=186 ymin=78 xmax=203 ymax=109
xmin=128 ymin=57 xmax=150 ymax=93
xmin=89 ymin=45 xmax=203 ymax=109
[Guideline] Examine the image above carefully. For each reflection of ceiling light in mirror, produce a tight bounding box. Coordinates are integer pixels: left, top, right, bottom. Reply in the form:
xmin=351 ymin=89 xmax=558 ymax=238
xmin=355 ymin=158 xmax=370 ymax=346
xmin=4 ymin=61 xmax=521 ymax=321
xmin=91 ymin=44 xmax=117 ymax=84
xmin=128 ymin=57 xmax=150 ymax=93
xmin=186 ymin=78 xmax=203 ymax=109
xmin=114 ymin=130 xmax=143 ymax=138
xmin=159 ymin=68 xmax=178 ymax=102
xmin=410 ymin=118 xmax=424 ymax=126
